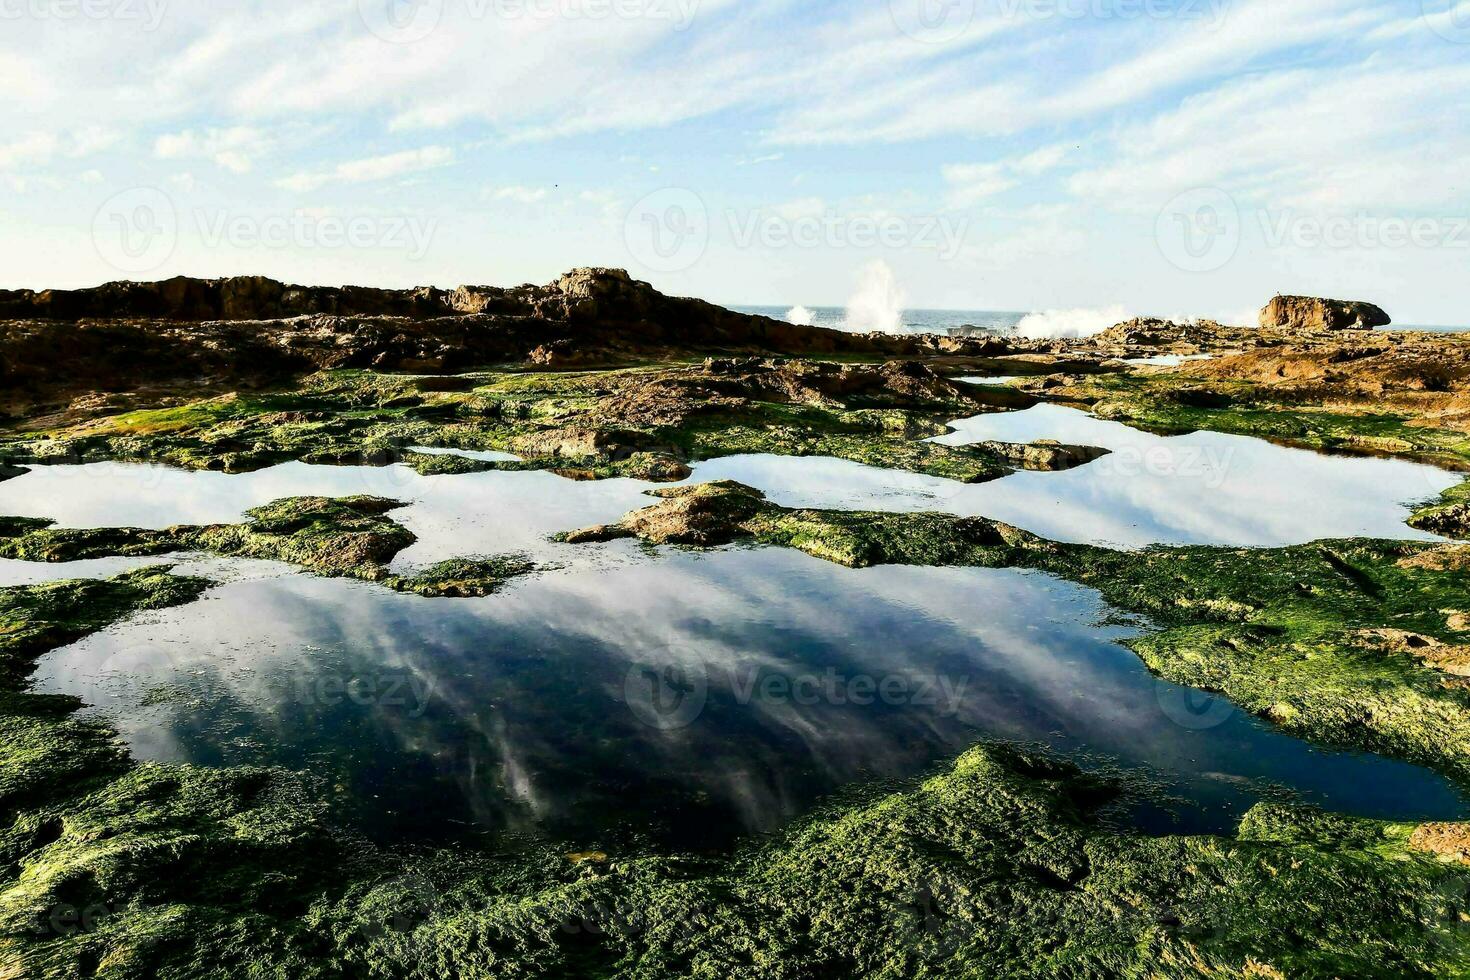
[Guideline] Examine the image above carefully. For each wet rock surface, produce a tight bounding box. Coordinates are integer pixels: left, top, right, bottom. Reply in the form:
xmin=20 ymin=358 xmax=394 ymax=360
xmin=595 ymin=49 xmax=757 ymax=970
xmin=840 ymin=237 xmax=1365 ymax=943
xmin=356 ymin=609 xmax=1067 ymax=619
xmin=0 ymin=495 xmax=536 ymax=597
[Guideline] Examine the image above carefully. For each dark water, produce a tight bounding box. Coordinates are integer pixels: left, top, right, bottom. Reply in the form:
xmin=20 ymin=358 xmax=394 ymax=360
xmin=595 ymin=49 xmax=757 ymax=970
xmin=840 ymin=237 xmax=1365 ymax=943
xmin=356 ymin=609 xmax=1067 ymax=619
xmin=32 ymin=546 xmax=1468 ymax=851
xmin=734 ymin=305 xmax=1470 ymax=336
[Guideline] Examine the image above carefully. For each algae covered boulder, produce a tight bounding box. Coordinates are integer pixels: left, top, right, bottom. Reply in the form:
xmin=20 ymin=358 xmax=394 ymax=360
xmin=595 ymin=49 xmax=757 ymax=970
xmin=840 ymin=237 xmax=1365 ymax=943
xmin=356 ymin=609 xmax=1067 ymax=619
xmin=1259 ymin=295 xmax=1391 ymax=332
xmin=562 ymin=480 xmax=768 ymax=547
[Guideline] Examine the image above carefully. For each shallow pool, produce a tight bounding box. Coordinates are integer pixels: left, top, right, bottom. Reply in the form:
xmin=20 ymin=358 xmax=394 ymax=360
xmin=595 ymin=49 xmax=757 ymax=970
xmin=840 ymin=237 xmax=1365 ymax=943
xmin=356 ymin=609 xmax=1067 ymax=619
xmin=32 ymin=547 xmax=1468 ymax=850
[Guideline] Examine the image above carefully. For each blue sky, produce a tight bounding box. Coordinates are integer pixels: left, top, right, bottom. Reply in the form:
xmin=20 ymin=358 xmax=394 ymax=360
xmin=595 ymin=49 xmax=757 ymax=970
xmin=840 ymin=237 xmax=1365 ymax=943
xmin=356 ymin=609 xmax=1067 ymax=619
xmin=2 ymin=0 xmax=1468 ymax=324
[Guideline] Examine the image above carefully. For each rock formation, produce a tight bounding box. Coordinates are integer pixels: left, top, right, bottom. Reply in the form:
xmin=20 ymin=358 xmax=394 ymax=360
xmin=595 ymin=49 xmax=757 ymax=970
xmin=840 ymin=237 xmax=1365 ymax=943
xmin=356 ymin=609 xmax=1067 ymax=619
xmin=1259 ymin=295 xmax=1391 ymax=332
xmin=0 ymin=268 xmax=1018 ymax=418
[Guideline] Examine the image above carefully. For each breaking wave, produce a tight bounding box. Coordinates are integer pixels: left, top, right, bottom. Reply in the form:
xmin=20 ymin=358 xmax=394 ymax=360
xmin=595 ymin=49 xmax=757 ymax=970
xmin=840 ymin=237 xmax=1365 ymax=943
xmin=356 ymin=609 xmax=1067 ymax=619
xmin=785 ymin=305 xmax=816 ymax=326
xmin=1014 ymin=305 xmax=1130 ymax=339
xmin=842 ymin=260 xmax=908 ymax=333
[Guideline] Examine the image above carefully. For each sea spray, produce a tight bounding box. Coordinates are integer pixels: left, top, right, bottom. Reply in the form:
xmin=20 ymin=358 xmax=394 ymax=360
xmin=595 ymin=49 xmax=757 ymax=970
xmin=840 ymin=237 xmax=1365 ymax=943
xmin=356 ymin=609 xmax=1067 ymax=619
xmin=785 ymin=305 xmax=816 ymax=326
xmin=843 ymin=261 xmax=908 ymax=333
xmin=1015 ymin=305 xmax=1129 ymax=340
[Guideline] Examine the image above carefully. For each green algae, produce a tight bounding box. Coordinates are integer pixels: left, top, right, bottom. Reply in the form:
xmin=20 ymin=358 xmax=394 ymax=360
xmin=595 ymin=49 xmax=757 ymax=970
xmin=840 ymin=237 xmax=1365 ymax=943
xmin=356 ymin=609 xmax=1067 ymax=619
xmin=1411 ymin=479 xmax=1470 ymax=539
xmin=1056 ymin=372 xmax=1470 ymax=471
xmin=379 ymin=556 xmax=539 ymax=598
xmin=7 ymin=740 xmax=1470 ymax=979
xmin=0 ymin=497 xmax=537 ymax=600
xmin=0 ymin=569 xmax=209 ymax=678
xmin=2 ymin=526 xmax=1470 ymax=975
xmin=7 ymin=364 xmax=1470 ymax=974
xmin=0 ymin=365 xmax=1035 ymax=486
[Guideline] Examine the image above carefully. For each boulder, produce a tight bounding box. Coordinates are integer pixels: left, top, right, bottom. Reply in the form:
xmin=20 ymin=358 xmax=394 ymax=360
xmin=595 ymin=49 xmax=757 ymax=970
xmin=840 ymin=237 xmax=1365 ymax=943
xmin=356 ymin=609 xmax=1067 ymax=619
xmin=1259 ymin=296 xmax=1391 ymax=332
xmin=976 ymin=440 xmax=1110 ymax=472
xmin=561 ymin=481 xmax=767 ymax=547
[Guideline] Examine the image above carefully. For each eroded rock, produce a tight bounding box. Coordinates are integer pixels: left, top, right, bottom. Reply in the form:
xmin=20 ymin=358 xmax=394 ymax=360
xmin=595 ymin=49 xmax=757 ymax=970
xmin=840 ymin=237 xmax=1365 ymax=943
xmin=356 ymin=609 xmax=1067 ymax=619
xmin=1259 ymin=295 xmax=1392 ymax=333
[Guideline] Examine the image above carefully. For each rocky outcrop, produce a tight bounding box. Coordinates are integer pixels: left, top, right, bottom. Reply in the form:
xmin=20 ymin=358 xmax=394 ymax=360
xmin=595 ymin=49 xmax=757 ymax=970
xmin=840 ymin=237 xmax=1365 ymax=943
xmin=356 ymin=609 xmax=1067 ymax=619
xmin=700 ymin=357 xmax=986 ymax=411
xmin=1354 ymin=628 xmax=1470 ymax=677
xmin=0 ymin=268 xmax=998 ymax=363
xmin=509 ymin=427 xmax=692 ymax=481
xmin=1259 ymin=296 xmax=1391 ymax=332
xmin=974 ymin=439 xmax=1110 ymax=471
xmin=1409 ymin=502 xmax=1470 ymax=539
xmin=561 ymin=481 xmax=769 ymax=547
xmin=0 ymin=268 xmax=1027 ymax=418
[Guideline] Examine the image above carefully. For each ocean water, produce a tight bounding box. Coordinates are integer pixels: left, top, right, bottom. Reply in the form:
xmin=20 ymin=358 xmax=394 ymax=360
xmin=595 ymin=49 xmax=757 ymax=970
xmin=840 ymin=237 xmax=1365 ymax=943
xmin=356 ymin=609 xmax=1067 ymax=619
xmin=736 ymin=305 xmax=1025 ymax=336
xmin=735 ymin=305 xmax=1470 ymax=336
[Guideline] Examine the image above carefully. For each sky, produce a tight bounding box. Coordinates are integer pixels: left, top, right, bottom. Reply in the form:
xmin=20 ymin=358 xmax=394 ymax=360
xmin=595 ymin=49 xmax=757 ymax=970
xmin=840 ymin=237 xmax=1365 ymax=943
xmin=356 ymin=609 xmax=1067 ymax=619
xmin=1 ymin=0 xmax=1468 ymax=325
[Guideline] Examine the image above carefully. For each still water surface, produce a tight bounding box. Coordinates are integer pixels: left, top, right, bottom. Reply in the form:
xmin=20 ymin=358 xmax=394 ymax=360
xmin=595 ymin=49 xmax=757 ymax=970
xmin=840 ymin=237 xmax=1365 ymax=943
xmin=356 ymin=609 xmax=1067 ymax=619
xmin=29 ymin=548 xmax=1468 ymax=849
xmin=1 ymin=408 xmax=1464 ymax=849
xmin=0 ymin=405 xmax=1454 ymax=553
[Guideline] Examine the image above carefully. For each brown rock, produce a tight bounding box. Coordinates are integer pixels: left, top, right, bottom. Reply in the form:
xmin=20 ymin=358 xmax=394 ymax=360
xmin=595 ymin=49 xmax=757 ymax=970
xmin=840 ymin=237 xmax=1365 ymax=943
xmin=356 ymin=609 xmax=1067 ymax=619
xmin=563 ymin=481 xmax=767 ymax=547
xmin=1354 ymin=628 xmax=1470 ymax=676
xmin=1410 ymin=823 xmax=1470 ymax=863
xmin=1258 ymin=295 xmax=1391 ymax=332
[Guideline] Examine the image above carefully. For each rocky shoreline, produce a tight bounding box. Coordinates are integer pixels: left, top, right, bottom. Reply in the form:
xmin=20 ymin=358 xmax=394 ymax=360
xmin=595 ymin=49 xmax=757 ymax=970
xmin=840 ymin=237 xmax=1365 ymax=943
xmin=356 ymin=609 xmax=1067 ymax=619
xmin=4 ymin=272 xmax=1470 ymax=977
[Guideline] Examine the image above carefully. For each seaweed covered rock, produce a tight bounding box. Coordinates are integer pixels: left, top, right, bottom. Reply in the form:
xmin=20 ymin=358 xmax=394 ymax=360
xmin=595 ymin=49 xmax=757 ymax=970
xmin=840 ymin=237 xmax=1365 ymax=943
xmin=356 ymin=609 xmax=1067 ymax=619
xmin=563 ymin=481 xmax=768 ymax=547
xmin=382 ymin=555 xmax=537 ymax=598
xmin=1410 ymin=500 xmax=1470 ymax=539
xmin=10 ymin=743 xmax=1470 ymax=978
xmin=0 ymin=496 xmax=537 ymax=598
xmin=700 ymin=356 xmax=988 ymax=411
xmin=0 ymin=567 xmax=210 ymax=681
xmin=974 ymin=439 xmax=1110 ymax=471
xmin=192 ymin=495 xmax=415 ymax=574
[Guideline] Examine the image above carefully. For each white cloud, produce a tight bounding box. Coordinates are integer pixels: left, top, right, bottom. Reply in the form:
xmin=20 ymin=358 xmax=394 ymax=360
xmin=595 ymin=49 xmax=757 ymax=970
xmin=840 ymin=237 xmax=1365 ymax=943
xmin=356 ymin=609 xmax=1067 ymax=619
xmin=0 ymin=133 xmax=58 ymax=171
xmin=276 ymin=146 xmax=456 ymax=192
xmin=773 ymin=197 xmax=828 ymax=221
xmin=1012 ymin=144 xmax=1071 ymax=176
xmin=942 ymin=164 xmax=1018 ymax=208
xmin=942 ymin=145 xmax=1070 ymax=208
xmin=0 ymin=128 xmax=118 ymax=171
xmin=954 ymin=203 xmax=1089 ymax=267
xmin=488 ymin=185 xmax=550 ymax=204
xmin=1067 ymin=61 xmax=1470 ymax=214
xmin=155 ymin=127 xmax=272 ymax=174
